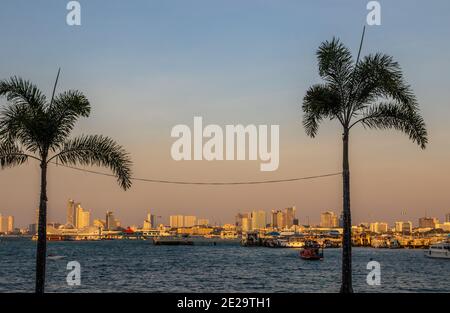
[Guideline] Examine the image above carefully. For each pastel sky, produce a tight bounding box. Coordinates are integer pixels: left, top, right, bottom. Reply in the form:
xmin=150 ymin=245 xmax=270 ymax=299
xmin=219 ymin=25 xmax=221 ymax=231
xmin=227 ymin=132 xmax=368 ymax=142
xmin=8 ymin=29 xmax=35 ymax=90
xmin=1 ymin=0 xmax=450 ymax=228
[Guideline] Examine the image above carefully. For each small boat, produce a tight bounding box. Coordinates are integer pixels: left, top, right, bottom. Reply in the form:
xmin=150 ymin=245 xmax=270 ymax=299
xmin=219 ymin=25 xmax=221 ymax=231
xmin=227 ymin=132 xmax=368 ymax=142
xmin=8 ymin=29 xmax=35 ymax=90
xmin=152 ymin=235 xmax=193 ymax=246
xmin=300 ymin=241 xmax=324 ymax=260
xmin=48 ymin=254 xmax=65 ymax=260
xmin=424 ymin=241 xmax=450 ymax=259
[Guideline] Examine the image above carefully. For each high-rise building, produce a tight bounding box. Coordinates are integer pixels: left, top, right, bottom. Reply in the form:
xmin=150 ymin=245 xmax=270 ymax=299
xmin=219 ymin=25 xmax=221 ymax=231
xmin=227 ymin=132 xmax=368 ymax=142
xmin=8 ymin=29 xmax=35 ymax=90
xmin=241 ymin=216 xmax=250 ymax=232
xmin=106 ymin=211 xmax=117 ymax=230
xmin=183 ymin=216 xmax=197 ymax=227
xmin=285 ymin=206 xmax=296 ymax=228
xmin=445 ymin=213 xmax=450 ymax=223
xmin=369 ymin=222 xmax=388 ymax=233
xmin=276 ymin=211 xmax=285 ymax=229
xmin=395 ymin=221 xmax=412 ymax=233
xmin=7 ymin=216 xmax=14 ymax=232
xmin=148 ymin=213 xmax=157 ymax=228
xmin=270 ymin=209 xmax=290 ymax=229
xmin=170 ymin=215 xmax=184 ymax=228
xmin=74 ymin=203 xmax=90 ymax=229
xmin=419 ymin=217 xmax=438 ymax=229
xmin=67 ymin=199 xmax=75 ymax=226
xmin=320 ymin=211 xmax=338 ymax=228
xmin=0 ymin=215 xmax=14 ymax=233
xmin=271 ymin=210 xmax=278 ymax=228
xmin=143 ymin=213 xmax=157 ymax=229
xmin=339 ymin=212 xmax=344 ymax=228
xmin=251 ymin=210 xmax=266 ymax=230
xmin=0 ymin=215 xmax=6 ymax=233
xmin=236 ymin=213 xmax=250 ymax=231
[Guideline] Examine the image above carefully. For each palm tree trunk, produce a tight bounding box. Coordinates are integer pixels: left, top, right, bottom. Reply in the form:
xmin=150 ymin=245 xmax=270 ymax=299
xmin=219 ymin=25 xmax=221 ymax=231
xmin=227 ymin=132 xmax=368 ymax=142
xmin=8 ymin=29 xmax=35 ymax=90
xmin=35 ymin=160 xmax=48 ymax=294
xmin=340 ymin=129 xmax=353 ymax=293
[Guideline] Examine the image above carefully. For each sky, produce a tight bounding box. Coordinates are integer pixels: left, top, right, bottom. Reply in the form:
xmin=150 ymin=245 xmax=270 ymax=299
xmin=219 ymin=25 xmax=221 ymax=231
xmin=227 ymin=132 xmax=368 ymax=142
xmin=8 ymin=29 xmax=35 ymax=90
xmin=1 ymin=0 xmax=450 ymax=228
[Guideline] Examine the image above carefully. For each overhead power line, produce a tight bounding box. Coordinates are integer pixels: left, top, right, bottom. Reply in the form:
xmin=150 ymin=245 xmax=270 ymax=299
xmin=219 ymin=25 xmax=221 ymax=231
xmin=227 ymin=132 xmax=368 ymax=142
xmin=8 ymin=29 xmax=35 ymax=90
xmin=49 ymin=162 xmax=342 ymax=186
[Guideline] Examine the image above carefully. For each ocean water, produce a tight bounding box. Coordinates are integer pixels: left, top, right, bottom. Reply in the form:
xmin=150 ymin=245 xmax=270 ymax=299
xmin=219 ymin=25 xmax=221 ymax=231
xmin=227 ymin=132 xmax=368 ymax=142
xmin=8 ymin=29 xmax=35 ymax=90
xmin=0 ymin=238 xmax=448 ymax=293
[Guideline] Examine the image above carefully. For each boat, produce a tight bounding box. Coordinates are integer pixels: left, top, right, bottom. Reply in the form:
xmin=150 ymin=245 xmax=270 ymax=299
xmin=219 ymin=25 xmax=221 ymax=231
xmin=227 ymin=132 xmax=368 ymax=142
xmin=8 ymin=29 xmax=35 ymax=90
xmin=48 ymin=254 xmax=65 ymax=260
xmin=299 ymin=241 xmax=324 ymax=260
xmin=424 ymin=239 xmax=450 ymax=259
xmin=152 ymin=235 xmax=193 ymax=245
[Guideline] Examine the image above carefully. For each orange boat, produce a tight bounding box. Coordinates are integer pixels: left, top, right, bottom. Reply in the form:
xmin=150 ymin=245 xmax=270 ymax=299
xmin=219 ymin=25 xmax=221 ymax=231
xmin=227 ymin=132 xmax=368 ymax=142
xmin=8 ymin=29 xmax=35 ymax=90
xmin=300 ymin=241 xmax=324 ymax=260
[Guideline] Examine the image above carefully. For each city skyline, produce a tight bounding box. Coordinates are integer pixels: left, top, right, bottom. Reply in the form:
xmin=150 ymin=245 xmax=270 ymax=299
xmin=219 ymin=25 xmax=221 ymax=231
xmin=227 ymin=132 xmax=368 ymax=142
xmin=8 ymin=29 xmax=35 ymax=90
xmin=2 ymin=201 xmax=449 ymax=231
xmin=1 ymin=0 xmax=450 ymax=228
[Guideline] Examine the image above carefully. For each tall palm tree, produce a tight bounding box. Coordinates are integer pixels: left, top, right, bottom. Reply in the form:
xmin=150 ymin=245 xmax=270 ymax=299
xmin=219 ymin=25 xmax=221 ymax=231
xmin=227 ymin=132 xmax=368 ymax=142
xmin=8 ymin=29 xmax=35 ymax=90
xmin=0 ymin=72 xmax=132 ymax=294
xmin=302 ymin=37 xmax=427 ymax=293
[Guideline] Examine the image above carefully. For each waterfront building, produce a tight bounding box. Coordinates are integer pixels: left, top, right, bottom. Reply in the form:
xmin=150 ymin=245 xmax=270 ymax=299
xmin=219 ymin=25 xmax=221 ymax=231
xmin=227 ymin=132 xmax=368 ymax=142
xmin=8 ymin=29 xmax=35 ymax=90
xmin=269 ymin=207 xmax=296 ymax=230
xmin=67 ymin=199 xmax=75 ymax=226
xmin=148 ymin=213 xmax=157 ymax=228
xmin=143 ymin=213 xmax=157 ymax=229
xmin=28 ymin=223 xmax=37 ymax=234
xmin=270 ymin=210 xmax=278 ymax=228
xmin=67 ymin=199 xmax=90 ymax=229
xmin=436 ymin=222 xmax=450 ymax=231
xmin=235 ymin=213 xmax=250 ymax=230
xmin=170 ymin=215 xmax=184 ymax=228
xmin=418 ymin=217 xmax=439 ymax=229
xmin=7 ymin=215 xmax=14 ymax=232
xmin=106 ymin=211 xmax=118 ymax=230
xmin=339 ymin=212 xmax=344 ymax=228
xmin=0 ymin=214 xmax=7 ymax=233
xmin=0 ymin=214 xmax=14 ymax=233
xmin=285 ymin=206 xmax=296 ymax=228
xmin=184 ymin=216 xmax=197 ymax=227
xmin=75 ymin=204 xmax=90 ymax=229
xmin=369 ymin=222 xmax=389 ymax=234
xmin=276 ymin=210 xmax=285 ymax=229
xmin=320 ymin=211 xmax=338 ymax=228
xmin=395 ymin=221 xmax=413 ymax=234
xmin=270 ymin=210 xmax=284 ymax=229
xmin=93 ymin=219 xmax=106 ymax=229
xmin=222 ymin=224 xmax=236 ymax=230
xmin=251 ymin=210 xmax=266 ymax=230
xmin=241 ymin=216 xmax=250 ymax=232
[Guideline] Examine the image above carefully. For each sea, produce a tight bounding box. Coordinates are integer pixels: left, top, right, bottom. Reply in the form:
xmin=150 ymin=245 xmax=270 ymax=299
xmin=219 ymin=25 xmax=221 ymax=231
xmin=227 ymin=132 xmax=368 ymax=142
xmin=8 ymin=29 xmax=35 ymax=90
xmin=0 ymin=238 xmax=448 ymax=293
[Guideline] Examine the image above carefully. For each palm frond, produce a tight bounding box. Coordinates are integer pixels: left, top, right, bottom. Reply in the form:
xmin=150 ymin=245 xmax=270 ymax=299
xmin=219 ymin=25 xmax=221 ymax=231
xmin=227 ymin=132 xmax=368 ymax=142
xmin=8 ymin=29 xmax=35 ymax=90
xmin=355 ymin=102 xmax=428 ymax=149
xmin=0 ymin=140 xmax=30 ymax=168
xmin=317 ymin=38 xmax=354 ymax=97
xmin=352 ymin=53 xmax=417 ymax=111
xmin=50 ymin=135 xmax=132 ymax=190
xmin=302 ymin=84 xmax=344 ymax=137
xmin=48 ymin=90 xmax=91 ymax=149
xmin=0 ymin=76 xmax=47 ymax=109
xmin=0 ymin=102 xmax=45 ymax=153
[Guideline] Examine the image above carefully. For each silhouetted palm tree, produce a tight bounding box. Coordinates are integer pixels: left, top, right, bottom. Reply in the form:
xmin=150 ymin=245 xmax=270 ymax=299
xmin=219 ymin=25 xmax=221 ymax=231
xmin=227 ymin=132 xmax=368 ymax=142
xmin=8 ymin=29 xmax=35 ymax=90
xmin=0 ymin=72 xmax=132 ymax=293
xmin=302 ymin=37 xmax=427 ymax=293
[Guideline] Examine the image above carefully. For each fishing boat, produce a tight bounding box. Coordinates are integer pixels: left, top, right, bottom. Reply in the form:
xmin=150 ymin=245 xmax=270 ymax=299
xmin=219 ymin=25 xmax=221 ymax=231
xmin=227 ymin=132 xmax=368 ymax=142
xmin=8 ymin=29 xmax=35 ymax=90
xmin=424 ymin=236 xmax=450 ymax=259
xmin=152 ymin=235 xmax=193 ymax=245
xmin=299 ymin=241 xmax=324 ymax=260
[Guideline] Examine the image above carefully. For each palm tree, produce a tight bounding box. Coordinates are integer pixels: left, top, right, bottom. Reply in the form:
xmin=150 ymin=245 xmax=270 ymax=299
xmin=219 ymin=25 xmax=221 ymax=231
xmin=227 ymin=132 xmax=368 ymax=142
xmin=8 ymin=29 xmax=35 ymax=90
xmin=0 ymin=72 xmax=132 ymax=294
xmin=302 ymin=35 xmax=427 ymax=293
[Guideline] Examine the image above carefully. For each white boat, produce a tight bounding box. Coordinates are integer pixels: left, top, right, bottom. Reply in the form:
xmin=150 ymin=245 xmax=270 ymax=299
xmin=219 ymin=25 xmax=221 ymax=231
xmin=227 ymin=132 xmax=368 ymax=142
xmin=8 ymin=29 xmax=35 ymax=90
xmin=424 ymin=242 xmax=450 ymax=259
